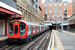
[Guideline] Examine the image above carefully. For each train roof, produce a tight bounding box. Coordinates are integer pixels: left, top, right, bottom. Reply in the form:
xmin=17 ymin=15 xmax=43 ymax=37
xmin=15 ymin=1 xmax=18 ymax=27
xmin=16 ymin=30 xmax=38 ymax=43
xmin=17 ymin=20 xmax=39 ymax=26
xmin=10 ymin=20 xmax=48 ymax=27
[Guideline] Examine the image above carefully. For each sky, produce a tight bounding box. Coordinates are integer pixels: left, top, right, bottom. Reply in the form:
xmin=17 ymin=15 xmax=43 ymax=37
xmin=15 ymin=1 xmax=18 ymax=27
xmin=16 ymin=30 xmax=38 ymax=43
xmin=42 ymin=0 xmax=72 ymax=3
xmin=42 ymin=0 xmax=45 ymax=3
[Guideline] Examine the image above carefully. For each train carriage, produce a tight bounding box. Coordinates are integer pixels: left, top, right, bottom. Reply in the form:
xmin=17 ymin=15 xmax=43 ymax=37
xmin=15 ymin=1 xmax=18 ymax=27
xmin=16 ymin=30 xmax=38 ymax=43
xmin=8 ymin=20 xmax=49 ymax=43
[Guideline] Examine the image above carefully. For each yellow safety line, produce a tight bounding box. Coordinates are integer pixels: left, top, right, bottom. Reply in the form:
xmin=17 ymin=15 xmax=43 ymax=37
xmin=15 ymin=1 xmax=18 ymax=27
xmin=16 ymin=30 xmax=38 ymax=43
xmin=0 ymin=36 xmax=8 ymax=40
xmin=51 ymin=30 xmax=54 ymax=50
xmin=52 ymin=35 xmax=54 ymax=50
xmin=54 ymin=30 xmax=64 ymax=50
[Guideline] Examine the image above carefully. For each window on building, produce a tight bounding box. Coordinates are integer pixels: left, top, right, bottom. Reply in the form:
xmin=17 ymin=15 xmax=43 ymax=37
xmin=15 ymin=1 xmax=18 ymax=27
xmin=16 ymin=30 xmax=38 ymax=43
xmin=49 ymin=0 xmax=52 ymax=3
xmin=63 ymin=0 xmax=67 ymax=3
xmin=59 ymin=0 xmax=62 ymax=2
xmin=64 ymin=10 xmax=67 ymax=12
xmin=59 ymin=6 xmax=62 ymax=9
xmin=59 ymin=10 xmax=62 ymax=13
xmin=54 ymin=4 xmax=57 ymax=6
xmin=54 ymin=14 xmax=57 ymax=16
xmin=54 ymin=17 xmax=57 ymax=21
xmin=49 ymin=7 xmax=52 ymax=10
xmin=59 ymin=16 xmax=62 ymax=21
xmin=48 ymin=0 xmax=50 ymax=3
xmin=54 ymin=0 xmax=57 ymax=3
xmin=64 ymin=3 xmax=67 ymax=6
xmin=49 ymin=11 xmax=52 ymax=13
xmin=44 ymin=7 xmax=47 ymax=10
xmin=44 ymin=4 xmax=47 ymax=7
xmin=64 ymin=6 xmax=67 ymax=10
xmin=59 ymin=19 xmax=62 ymax=21
xmin=45 ymin=11 xmax=47 ymax=14
xmin=59 ymin=4 xmax=62 ymax=6
xmin=49 ymin=4 xmax=52 ymax=6
xmin=36 ymin=0 xmax=37 ymax=2
xmin=44 ymin=14 xmax=47 ymax=21
xmin=49 ymin=18 xmax=52 ymax=21
xmin=46 ymin=0 xmax=47 ymax=3
xmin=54 ymin=6 xmax=57 ymax=9
xmin=49 ymin=14 xmax=52 ymax=16
xmin=64 ymin=18 xmax=67 ymax=21
xmin=54 ymin=11 xmax=57 ymax=13
xmin=59 ymin=14 xmax=62 ymax=16
xmin=64 ymin=14 xmax=67 ymax=16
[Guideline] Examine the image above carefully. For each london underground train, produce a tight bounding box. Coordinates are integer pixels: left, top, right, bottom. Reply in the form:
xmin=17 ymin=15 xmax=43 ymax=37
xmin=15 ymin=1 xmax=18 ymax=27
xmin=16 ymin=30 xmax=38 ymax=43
xmin=8 ymin=20 xmax=49 ymax=43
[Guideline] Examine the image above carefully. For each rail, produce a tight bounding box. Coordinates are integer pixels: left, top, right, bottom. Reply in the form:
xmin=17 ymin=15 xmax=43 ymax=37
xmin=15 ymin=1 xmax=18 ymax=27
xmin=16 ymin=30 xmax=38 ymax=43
xmin=47 ymin=30 xmax=55 ymax=50
xmin=0 ymin=30 xmax=51 ymax=50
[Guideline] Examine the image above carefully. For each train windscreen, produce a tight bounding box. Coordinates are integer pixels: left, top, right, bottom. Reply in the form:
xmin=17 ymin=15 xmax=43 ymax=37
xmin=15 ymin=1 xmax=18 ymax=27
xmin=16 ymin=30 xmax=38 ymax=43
xmin=9 ymin=23 xmax=13 ymax=35
xmin=20 ymin=22 xmax=25 ymax=35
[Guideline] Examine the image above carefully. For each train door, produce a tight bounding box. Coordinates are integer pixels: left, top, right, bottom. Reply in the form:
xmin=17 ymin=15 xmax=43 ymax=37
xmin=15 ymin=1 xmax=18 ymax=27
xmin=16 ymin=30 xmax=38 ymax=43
xmin=36 ymin=26 xmax=37 ymax=34
xmin=27 ymin=25 xmax=31 ymax=37
xmin=13 ymin=21 xmax=19 ymax=38
xmin=39 ymin=26 xmax=40 ymax=33
xmin=31 ymin=25 xmax=33 ymax=36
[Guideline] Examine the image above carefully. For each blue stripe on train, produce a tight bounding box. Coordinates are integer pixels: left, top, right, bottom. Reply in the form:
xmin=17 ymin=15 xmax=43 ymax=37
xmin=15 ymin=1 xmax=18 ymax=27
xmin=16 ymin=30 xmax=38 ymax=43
xmin=37 ymin=32 xmax=39 ymax=34
xmin=27 ymin=35 xmax=31 ymax=37
xmin=33 ymin=33 xmax=35 ymax=35
xmin=27 ymin=33 xmax=35 ymax=37
xmin=27 ymin=33 xmax=40 ymax=37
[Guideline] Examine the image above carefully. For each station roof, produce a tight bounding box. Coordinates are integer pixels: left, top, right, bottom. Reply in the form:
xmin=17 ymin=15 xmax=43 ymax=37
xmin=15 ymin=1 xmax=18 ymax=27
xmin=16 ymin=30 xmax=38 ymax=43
xmin=44 ymin=21 xmax=68 ymax=26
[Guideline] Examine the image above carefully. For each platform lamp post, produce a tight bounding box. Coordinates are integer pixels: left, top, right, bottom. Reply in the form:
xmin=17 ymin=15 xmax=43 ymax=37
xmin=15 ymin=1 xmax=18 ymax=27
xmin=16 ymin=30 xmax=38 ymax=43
xmin=67 ymin=21 xmax=69 ymax=33
xmin=56 ymin=22 xmax=57 ymax=30
xmin=61 ymin=21 xmax=64 ymax=32
xmin=54 ymin=21 xmax=58 ymax=30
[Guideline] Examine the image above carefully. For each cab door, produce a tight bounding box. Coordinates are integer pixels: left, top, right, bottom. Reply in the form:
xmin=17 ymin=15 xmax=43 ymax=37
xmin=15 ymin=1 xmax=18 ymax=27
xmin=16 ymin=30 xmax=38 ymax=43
xmin=13 ymin=22 xmax=19 ymax=38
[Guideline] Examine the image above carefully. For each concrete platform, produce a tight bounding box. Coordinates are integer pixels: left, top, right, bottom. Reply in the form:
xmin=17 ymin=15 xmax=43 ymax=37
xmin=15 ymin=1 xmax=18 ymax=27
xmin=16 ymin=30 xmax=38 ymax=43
xmin=48 ymin=30 xmax=75 ymax=50
xmin=0 ymin=36 xmax=8 ymax=41
xmin=55 ymin=30 xmax=75 ymax=50
xmin=63 ymin=30 xmax=75 ymax=35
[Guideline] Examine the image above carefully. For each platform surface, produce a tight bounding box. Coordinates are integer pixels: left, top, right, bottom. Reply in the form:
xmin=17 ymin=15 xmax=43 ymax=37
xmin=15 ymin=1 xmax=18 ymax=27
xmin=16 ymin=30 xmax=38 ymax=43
xmin=48 ymin=30 xmax=75 ymax=50
xmin=0 ymin=36 xmax=8 ymax=41
xmin=55 ymin=30 xmax=75 ymax=50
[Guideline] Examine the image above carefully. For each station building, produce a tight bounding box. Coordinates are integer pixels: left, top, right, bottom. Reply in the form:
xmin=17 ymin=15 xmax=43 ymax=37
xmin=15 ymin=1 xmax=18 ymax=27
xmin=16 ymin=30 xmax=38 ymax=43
xmin=68 ymin=0 xmax=75 ymax=30
xmin=41 ymin=0 xmax=72 ymax=30
xmin=0 ymin=0 xmax=22 ymax=36
xmin=68 ymin=16 xmax=75 ymax=30
xmin=41 ymin=1 xmax=72 ymax=21
xmin=16 ymin=0 xmax=44 ymax=23
xmin=44 ymin=21 xmax=68 ymax=30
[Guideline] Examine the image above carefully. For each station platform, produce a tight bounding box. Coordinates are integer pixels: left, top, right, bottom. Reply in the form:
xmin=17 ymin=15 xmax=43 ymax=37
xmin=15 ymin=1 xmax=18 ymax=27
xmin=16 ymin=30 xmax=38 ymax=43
xmin=48 ymin=30 xmax=75 ymax=50
xmin=0 ymin=36 xmax=8 ymax=41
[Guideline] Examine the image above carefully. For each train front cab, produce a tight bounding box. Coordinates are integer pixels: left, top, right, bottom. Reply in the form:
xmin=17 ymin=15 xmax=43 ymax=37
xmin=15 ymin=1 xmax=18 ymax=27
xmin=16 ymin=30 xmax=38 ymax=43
xmin=8 ymin=21 xmax=27 ymax=42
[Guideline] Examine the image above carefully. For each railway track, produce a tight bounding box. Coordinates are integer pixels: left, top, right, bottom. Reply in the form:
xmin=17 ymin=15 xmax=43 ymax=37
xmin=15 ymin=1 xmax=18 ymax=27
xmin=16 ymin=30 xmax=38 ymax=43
xmin=0 ymin=30 xmax=51 ymax=50
xmin=0 ymin=39 xmax=8 ymax=48
xmin=25 ymin=31 xmax=51 ymax=50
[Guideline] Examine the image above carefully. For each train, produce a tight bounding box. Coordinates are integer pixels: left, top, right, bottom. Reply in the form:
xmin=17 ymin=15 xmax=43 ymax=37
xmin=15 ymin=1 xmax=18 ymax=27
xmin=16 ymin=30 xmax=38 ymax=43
xmin=8 ymin=20 xmax=49 ymax=43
